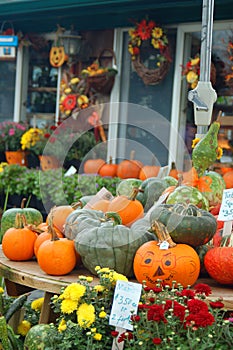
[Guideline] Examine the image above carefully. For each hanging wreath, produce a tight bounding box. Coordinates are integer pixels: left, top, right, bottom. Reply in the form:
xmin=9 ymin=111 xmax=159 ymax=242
xmin=128 ymin=19 xmax=172 ymax=85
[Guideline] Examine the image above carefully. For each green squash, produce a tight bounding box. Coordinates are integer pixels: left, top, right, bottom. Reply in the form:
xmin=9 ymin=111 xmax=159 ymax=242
xmin=136 ymin=177 xmax=167 ymax=212
xmin=197 ymin=170 xmax=226 ymax=207
xmin=116 ymin=178 xmax=142 ymax=197
xmin=166 ymin=185 xmax=209 ymax=211
xmin=64 ymin=209 xmax=155 ymax=277
xmin=0 ymin=199 xmax=43 ymax=242
xmin=24 ymin=324 xmax=57 ymax=350
xmin=150 ymin=203 xmax=217 ymax=247
xmin=162 ymin=176 xmax=178 ymax=187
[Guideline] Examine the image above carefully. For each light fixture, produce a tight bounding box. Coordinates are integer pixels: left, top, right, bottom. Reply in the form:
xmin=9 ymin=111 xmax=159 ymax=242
xmin=59 ymin=29 xmax=82 ymax=56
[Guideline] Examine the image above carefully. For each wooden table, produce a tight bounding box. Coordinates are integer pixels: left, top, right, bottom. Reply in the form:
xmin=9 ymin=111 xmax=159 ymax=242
xmin=1 ymin=246 xmax=233 ymax=325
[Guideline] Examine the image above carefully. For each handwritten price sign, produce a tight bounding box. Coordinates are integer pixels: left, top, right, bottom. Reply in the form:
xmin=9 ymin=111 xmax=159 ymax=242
xmin=218 ymin=188 xmax=233 ymax=221
xmin=109 ymin=280 xmax=142 ymax=331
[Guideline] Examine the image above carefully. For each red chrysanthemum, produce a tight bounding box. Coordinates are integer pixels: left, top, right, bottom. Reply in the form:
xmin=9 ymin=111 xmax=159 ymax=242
xmin=185 ymin=311 xmax=215 ymax=328
xmin=152 ymin=337 xmax=162 ymax=345
xmin=131 ymin=314 xmax=141 ymax=322
xmin=187 ymin=299 xmax=209 ymax=314
xmin=209 ymin=301 xmax=225 ymax=309
xmin=180 ymin=289 xmax=196 ymax=299
xmin=144 ymin=286 xmax=162 ymax=293
xmin=194 ymin=283 xmax=212 ymax=296
xmin=147 ymin=304 xmax=167 ymax=323
xmin=111 ymin=331 xmax=119 ymax=338
xmin=164 ymin=300 xmax=186 ymax=322
xmin=44 ymin=133 xmax=51 ymax=138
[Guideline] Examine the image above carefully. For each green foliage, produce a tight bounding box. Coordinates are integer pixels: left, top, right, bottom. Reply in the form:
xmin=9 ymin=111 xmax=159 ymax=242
xmin=0 ymin=165 xmax=121 ymax=209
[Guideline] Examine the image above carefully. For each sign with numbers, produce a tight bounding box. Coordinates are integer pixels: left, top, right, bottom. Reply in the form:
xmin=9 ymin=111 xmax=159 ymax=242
xmin=218 ymin=188 xmax=233 ymax=221
xmin=109 ymin=280 xmax=142 ymax=331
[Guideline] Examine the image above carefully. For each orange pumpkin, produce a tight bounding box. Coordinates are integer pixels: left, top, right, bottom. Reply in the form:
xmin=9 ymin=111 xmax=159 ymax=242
xmin=168 ymin=162 xmax=179 ymax=180
xmin=37 ymin=229 xmax=77 ymax=276
xmin=133 ymin=221 xmax=200 ymax=288
xmin=134 ymin=241 xmax=200 ymax=288
xmin=98 ymin=156 xmax=118 ymax=177
xmin=223 ymin=170 xmax=233 ymax=189
xmin=2 ymin=214 xmax=38 ymax=261
xmin=139 ymin=165 xmax=160 ymax=180
xmin=34 ymin=224 xmax=64 ymax=258
xmin=91 ymin=199 xmax=110 ymax=213
xmin=83 ymin=158 xmax=106 ymax=174
xmin=108 ymin=188 xmax=144 ymax=226
xmin=46 ymin=202 xmax=82 ymax=234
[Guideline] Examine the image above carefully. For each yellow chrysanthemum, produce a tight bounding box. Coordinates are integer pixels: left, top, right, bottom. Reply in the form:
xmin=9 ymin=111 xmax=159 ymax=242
xmin=0 ymin=287 xmax=4 ymax=294
xmin=58 ymin=319 xmax=67 ymax=332
xmin=192 ymin=138 xmax=200 ymax=149
xmin=61 ymin=299 xmax=78 ymax=314
xmin=111 ymin=271 xmax=128 ymax=284
xmin=86 ymin=277 xmax=93 ymax=283
xmin=31 ymin=297 xmax=44 ymax=311
xmin=186 ymin=71 xmax=198 ymax=84
xmin=20 ymin=128 xmax=44 ymax=150
xmin=61 ymin=283 xmax=86 ymax=301
xmin=152 ymin=27 xmax=163 ymax=39
xmin=99 ymin=310 xmax=107 ymax=318
xmin=93 ymin=333 xmax=102 ymax=341
xmin=94 ymin=284 xmax=105 ymax=293
xmin=17 ymin=320 xmax=31 ymax=336
xmin=77 ymin=303 xmax=95 ymax=328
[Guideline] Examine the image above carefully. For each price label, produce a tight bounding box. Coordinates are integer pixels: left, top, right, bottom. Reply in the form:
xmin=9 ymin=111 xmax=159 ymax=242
xmin=218 ymin=188 xmax=233 ymax=221
xmin=109 ymin=280 xmax=142 ymax=331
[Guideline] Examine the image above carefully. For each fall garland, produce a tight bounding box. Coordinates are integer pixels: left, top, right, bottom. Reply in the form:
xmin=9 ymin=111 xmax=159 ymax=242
xmin=128 ymin=19 xmax=172 ymax=85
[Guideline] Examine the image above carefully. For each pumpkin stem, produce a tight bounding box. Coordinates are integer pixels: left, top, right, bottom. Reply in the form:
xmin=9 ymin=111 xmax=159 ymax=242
xmin=21 ymin=198 xmax=27 ymax=209
xmin=48 ymin=209 xmax=60 ymax=241
xmin=105 ymin=212 xmax=122 ymax=225
xmin=15 ymin=213 xmax=24 ymax=229
xmin=150 ymin=220 xmax=176 ymax=248
xmin=128 ymin=187 xmax=140 ymax=201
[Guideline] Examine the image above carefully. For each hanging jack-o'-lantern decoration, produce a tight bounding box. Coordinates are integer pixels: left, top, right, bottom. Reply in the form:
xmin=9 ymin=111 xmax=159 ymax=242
xmin=133 ymin=221 xmax=200 ymax=288
xmin=49 ymin=45 xmax=67 ymax=67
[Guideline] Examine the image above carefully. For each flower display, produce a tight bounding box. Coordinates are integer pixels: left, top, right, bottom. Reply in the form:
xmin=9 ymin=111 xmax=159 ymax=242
xmin=59 ymin=75 xmax=89 ymax=119
xmin=128 ymin=19 xmax=171 ymax=64
xmin=0 ymin=121 xmax=28 ymax=151
xmin=182 ymin=55 xmax=201 ymax=89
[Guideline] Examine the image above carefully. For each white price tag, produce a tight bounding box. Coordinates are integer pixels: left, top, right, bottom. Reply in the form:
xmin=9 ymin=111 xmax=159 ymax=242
xmin=159 ymin=241 xmax=169 ymax=250
xmin=218 ymin=189 xmax=233 ymax=221
xmin=109 ymin=280 xmax=142 ymax=331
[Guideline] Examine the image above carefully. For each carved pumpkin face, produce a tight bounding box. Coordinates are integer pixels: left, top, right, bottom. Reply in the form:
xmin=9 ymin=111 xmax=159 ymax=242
xmin=49 ymin=46 xmax=66 ymax=67
xmin=133 ymin=241 xmax=200 ymax=288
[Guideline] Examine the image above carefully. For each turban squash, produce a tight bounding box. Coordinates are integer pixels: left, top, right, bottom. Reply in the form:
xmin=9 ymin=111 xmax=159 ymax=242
xmin=64 ymin=208 xmax=154 ymax=277
xmin=149 ymin=203 xmax=217 ymax=247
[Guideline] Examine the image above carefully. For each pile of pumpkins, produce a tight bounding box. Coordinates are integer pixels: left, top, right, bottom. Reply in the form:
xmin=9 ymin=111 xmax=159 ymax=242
xmin=1 ymin=164 xmax=232 ymax=288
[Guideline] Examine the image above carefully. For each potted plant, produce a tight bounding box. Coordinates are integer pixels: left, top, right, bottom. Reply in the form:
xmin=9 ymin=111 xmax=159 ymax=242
xmin=0 ymin=121 xmax=29 ymax=166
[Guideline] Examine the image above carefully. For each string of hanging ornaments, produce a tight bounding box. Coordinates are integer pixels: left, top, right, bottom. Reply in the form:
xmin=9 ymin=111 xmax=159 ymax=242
xmin=128 ymin=19 xmax=172 ymax=85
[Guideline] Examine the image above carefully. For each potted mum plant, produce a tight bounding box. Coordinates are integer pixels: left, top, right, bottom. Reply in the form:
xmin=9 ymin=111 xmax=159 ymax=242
xmin=0 ymin=121 xmax=29 ymax=166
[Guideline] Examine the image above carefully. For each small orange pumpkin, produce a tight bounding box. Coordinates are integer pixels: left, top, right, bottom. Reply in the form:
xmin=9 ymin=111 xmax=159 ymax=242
xmin=37 ymin=228 xmax=77 ymax=276
xmin=2 ymin=214 xmax=38 ymax=261
xmin=168 ymin=162 xmax=179 ymax=180
xmin=83 ymin=158 xmax=106 ymax=174
xmin=223 ymin=170 xmax=233 ymax=189
xmin=139 ymin=165 xmax=160 ymax=180
xmin=133 ymin=221 xmax=200 ymax=288
xmin=98 ymin=156 xmax=118 ymax=178
xmin=108 ymin=188 xmax=144 ymax=226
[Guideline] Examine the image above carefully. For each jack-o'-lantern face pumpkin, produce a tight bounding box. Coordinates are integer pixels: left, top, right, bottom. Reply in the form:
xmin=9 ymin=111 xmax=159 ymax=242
xmin=49 ymin=46 xmax=67 ymax=67
xmin=133 ymin=241 xmax=200 ymax=288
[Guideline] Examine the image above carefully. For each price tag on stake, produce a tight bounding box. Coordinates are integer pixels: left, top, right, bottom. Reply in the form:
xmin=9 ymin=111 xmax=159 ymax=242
xmin=217 ymin=189 xmax=233 ymax=236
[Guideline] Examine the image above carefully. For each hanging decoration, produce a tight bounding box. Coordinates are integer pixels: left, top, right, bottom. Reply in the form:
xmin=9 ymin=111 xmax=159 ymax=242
xmin=128 ymin=19 xmax=172 ymax=85
xmin=182 ymin=54 xmax=216 ymax=89
xmin=49 ymin=26 xmax=68 ymax=67
xmin=0 ymin=21 xmax=18 ymax=60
